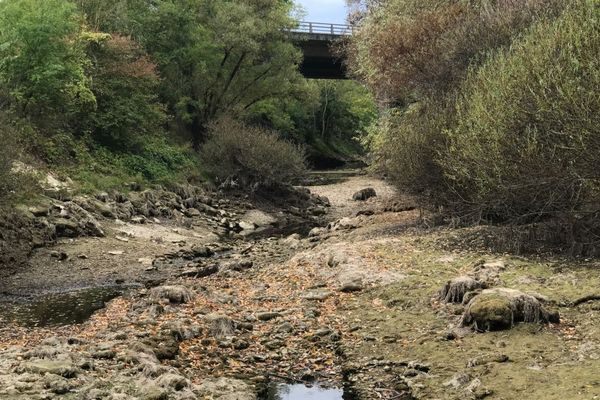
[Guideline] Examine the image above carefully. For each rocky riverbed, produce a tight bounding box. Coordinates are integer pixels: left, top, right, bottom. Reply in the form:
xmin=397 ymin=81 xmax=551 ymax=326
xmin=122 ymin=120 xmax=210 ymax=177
xmin=1 ymin=173 xmax=600 ymax=399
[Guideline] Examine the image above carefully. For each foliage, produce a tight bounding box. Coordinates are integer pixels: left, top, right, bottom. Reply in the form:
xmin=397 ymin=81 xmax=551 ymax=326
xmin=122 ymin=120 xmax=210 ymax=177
xmin=347 ymin=0 xmax=564 ymax=101
xmin=109 ymin=0 xmax=304 ymax=147
xmin=443 ymin=0 xmax=600 ymax=223
xmin=0 ymin=0 xmax=94 ymax=125
xmin=0 ymin=115 xmax=16 ymax=199
xmin=81 ymin=34 xmax=167 ymax=151
xmin=200 ymin=117 xmax=306 ymax=187
xmin=245 ymin=79 xmax=376 ymax=164
xmin=367 ymin=101 xmax=451 ymax=197
xmin=348 ymin=0 xmax=567 ymax=197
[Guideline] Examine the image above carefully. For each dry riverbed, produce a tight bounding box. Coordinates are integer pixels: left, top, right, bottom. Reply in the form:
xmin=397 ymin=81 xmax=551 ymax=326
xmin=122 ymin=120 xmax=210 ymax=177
xmin=0 ymin=173 xmax=599 ymax=399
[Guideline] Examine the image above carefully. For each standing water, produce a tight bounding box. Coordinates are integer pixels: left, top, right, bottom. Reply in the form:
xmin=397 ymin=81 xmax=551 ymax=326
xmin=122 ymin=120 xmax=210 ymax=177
xmin=266 ymin=383 xmax=345 ymax=400
xmin=0 ymin=286 xmax=124 ymax=327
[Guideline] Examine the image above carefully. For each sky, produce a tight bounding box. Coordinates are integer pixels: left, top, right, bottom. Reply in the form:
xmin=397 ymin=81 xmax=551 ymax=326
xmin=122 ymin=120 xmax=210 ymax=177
xmin=296 ymin=0 xmax=349 ymax=25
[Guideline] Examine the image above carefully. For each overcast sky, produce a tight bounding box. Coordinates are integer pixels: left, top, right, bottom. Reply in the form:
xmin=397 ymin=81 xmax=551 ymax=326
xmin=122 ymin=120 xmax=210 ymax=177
xmin=296 ymin=0 xmax=348 ymax=25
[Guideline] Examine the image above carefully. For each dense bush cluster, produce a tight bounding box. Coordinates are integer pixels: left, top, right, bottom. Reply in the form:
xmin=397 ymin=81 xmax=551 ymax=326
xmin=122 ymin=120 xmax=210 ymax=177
xmin=349 ymin=0 xmax=599 ymax=250
xmin=200 ymin=118 xmax=306 ymax=188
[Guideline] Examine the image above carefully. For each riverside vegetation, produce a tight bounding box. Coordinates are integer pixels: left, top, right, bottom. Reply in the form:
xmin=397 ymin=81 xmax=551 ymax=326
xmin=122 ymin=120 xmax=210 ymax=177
xmin=1 ymin=0 xmax=600 ymax=399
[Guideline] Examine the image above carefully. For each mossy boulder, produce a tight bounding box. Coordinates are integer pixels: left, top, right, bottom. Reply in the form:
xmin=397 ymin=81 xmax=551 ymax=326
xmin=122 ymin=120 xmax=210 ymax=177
xmin=461 ymin=288 xmax=559 ymax=331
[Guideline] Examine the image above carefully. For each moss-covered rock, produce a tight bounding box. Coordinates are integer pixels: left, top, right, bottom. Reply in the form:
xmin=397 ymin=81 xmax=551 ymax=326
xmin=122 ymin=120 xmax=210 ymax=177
xmin=461 ymin=288 xmax=559 ymax=331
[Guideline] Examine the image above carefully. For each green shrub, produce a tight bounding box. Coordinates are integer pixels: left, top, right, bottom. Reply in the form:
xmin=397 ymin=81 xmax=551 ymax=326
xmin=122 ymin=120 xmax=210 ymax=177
xmin=444 ymin=0 xmax=600 ymax=223
xmin=369 ymin=100 xmax=452 ymax=197
xmin=200 ymin=118 xmax=306 ymax=188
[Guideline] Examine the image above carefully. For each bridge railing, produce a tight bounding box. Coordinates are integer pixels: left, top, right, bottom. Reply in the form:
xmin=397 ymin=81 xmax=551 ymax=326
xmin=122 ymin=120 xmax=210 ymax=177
xmin=291 ymin=22 xmax=353 ymax=36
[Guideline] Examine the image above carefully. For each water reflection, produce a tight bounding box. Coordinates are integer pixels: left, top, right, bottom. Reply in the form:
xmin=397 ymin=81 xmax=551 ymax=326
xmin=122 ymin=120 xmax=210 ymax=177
xmin=0 ymin=286 xmax=123 ymax=327
xmin=267 ymin=383 xmax=344 ymax=400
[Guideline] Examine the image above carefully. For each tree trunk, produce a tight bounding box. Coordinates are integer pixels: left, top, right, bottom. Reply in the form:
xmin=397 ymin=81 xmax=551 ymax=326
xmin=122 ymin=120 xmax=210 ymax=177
xmin=190 ymin=116 xmax=206 ymax=151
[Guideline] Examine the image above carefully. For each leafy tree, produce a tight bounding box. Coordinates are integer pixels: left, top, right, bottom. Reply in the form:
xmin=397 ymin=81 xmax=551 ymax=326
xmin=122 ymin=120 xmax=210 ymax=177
xmin=92 ymin=0 xmax=303 ymax=148
xmin=244 ymin=80 xmax=376 ymax=160
xmin=0 ymin=0 xmax=94 ymax=126
xmin=82 ymin=33 xmax=167 ymax=151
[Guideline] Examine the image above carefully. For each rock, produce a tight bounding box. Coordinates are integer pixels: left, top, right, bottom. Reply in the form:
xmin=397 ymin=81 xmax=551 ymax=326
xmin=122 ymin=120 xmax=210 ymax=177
xmin=308 ymin=227 xmax=327 ymax=237
xmin=439 ymin=276 xmax=486 ymax=303
xmin=96 ymin=192 xmax=110 ymax=202
xmin=331 ymin=217 xmax=361 ymax=230
xmin=240 ymin=210 xmax=277 ymax=228
xmin=141 ymin=385 xmax=169 ymax=400
xmin=352 ymin=188 xmax=377 ymax=201
xmin=50 ymin=250 xmax=68 ymax=261
xmin=191 ymin=246 xmax=214 ymax=258
xmin=301 ymin=289 xmax=333 ymax=301
xmin=221 ymin=260 xmax=253 ymax=273
xmin=52 ymin=218 xmax=80 ymax=237
xmin=198 ymin=203 xmax=219 ymax=216
xmin=178 ymin=264 xmax=219 ymax=278
xmin=443 ymin=373 xmax=472 ymax=389
xmin=150 ymin=286 xmax=194 ymax=304
xmin=461 ymin=288 xmax=560 ymax=331
xmin=205 ymin=314 xmax=235 ymax=338
xmin=197 ymin=377 xmax=256 ymax=400
xmin=184 ymin=208 xmax=201 ymax=217
xmin=156 ymin=373 xmax=188 ymax=391
xmin=90 ymin=199 xmax=115 ymax=218
xmin=22 ymin=360 xmax=78 ymax=378
xmin=338 ymin=276 xmax=363 ymax=292
xmin=62 ymin=202 xmax=105 ymax=237
xmin=143 ymin=334 xmax=180 ymax=360
xmin=28 ymin=205 xmax=50 ymax=217
xmin=256 ymin=312 xmax=281 ymax=321
xmin=238 ymin=220 xmax=256 ymax=231
xmin=43 ymin=374 xmax=70 ymax=394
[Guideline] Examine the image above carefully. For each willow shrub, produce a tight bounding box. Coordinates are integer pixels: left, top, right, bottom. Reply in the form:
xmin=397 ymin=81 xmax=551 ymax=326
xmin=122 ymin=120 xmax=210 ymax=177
xmin=444 ymin=0 xmax=600 ymax=224
xmin=368 ymin=100 xmax=452 ymax=198
xmin=200 ymin=118 xmax=306 ymax=188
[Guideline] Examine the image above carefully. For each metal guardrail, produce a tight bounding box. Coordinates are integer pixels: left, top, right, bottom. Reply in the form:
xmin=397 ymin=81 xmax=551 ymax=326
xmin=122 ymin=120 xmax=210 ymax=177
xmin=291 ymin=21 xmax=353 ymax=36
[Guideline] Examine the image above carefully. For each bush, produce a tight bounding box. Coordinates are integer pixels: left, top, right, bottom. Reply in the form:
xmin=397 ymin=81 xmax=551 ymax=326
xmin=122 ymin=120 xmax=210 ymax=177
xmin=200 ymin=118 xmax=306 ymax=188
xmin=348 ymin=0 xmax=565 ymax=199
xmin=368 ymin=100 xmax=452 ymax=198
xmin=444 ymin=0 xmax=600 ymax=224
xmin=347 ymin=0 xmax=564 ymax=100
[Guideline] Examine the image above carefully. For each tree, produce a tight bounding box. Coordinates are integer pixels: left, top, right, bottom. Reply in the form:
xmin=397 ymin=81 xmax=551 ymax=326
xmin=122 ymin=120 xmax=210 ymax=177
xmin=100 ymin=0 xmax=303 ymax=149
xmin=0 ymin=0 xmax=94 ymax=127
xmin=82 ymin=33 xmax=167 ymax=151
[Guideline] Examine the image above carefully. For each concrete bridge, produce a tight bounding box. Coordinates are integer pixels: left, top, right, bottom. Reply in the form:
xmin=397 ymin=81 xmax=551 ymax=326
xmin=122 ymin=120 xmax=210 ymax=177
xmin=289 ymin=22 xmax=352 ymax=80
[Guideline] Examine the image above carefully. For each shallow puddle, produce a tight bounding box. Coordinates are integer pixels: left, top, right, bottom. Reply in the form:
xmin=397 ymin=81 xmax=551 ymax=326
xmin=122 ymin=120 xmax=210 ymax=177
xmin=0 ymin=286 xmax=124 ymax=327
xmin=266 ymin=383 xmax=345 ymax=400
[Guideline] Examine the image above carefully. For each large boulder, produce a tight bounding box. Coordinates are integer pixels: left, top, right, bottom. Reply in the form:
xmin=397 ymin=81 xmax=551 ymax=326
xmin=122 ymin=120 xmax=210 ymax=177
xmin=461 ymin=288 xmax=559 ymax=331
